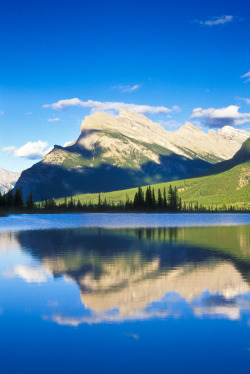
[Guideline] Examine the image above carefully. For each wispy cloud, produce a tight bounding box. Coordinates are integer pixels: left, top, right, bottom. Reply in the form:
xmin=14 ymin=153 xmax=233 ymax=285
xmin=194 ymin=15 xmax=234 ymax=27
xmin=112 ymin=84 xmax=141 ymax=93
xmin=43 ymin=98 xmax=180 ymax=116
xmin=241 ymin=71 xmax=250 ymax=83
xmin=48 ymin=117 xmax=60 ymax=122
xmin=189 ymin=105 xmax=250 ymax=127
xmin=3 ymin=140 xmax=52 ymax=160
xmin=236 ymin=97 xmax=250 ymax=105
xmin=25 ymin=112 xmax=32 ymax=115
xmin=47 ymin=308 xmax=174 ymax=326
xmin=0 ymin=111 xmax=4 ymax=116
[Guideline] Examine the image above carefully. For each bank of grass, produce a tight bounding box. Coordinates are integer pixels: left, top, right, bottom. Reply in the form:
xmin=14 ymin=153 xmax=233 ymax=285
xmin=55 ymin=161 xmax=250 ymax=209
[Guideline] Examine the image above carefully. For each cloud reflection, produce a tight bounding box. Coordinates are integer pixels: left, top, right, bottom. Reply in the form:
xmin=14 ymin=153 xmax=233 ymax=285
xmin=4 ymin=265 xmax=52 ymax=283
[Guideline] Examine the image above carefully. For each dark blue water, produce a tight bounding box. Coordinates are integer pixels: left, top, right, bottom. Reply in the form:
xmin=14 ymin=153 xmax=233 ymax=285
xmin=0 ymin=214 xmax=250 ymax=373
xmin=0 ymin=212 xmax=249 ymax=230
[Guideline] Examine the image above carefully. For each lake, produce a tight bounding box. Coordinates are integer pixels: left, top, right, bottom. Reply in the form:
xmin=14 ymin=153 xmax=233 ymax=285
xmin=0 ymin=214 xmax=250 ymax=373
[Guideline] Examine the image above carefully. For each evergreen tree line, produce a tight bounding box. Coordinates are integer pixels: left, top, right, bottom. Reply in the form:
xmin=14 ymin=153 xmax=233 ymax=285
xmin=0 ymin=185 xmax=249 ymax=213
xmin=131 ymin=185 xmax=181 ymax=211
xmin=0 ymin=188 xmax=35 ymax=209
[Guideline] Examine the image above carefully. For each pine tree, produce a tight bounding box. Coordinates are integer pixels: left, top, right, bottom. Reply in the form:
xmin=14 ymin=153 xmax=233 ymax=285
xmin=6 ymin=190 xmax=14 ymax=208
xmin=173 ymin=186 xmax=178 ymax=211
xmin=68 ymin=196 xmax=74 ymax=209
xmin=178 ymin=196 xmax=182 ymax=211
xmin=77 ymin=199 xmax=82 ymax=209
xmin=103 ymin=198 xmax=108 ymax=210
xmin=125 ymin=194 xmax=130 ymax=210
xmin=152 ymin=188 xmax=156 ymax=209
xmin=137 ymin=187 xmax=145 ymax=209
xmin=167 ymin=185 xmax=173 ymax=210
xmin=145 ymin=186 xmax=152 ymax=209
xmin=14 ymin=187 xmax=23 ymax=208
xmin=98 ymin=193 xmax=102 ymax=209
xmin=157 ymin=189 xmax=163 ymax=209
xmin=26 ymin=191 xmax=34 ymax=209
xmin=163 ymin=187 xmax=167 ymax=209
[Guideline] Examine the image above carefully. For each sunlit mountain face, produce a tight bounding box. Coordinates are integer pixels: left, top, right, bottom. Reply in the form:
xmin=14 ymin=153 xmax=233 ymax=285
xmin=2 ymin=226 xmax=250 ymax=325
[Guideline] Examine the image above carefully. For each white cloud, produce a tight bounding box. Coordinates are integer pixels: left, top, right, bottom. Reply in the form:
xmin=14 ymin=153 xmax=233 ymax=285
xmin=3 ymin=140 xmax=52 ymax=160
xmin=0 ymin=111 xmax=4 ymax=116
xmin=112 ymin=84 xmax=141 ymax=93
xmin=63 ymin=140 xmax=75 ymax=147
xmin=4 ymin=265 xmax=52 ymax=283
xmin=189 ymin=105 xmax=250 ymax=127
xmin=48 ymin=117 xmax=60 ymax=122
xmin=25 ymin=112 xmax=32 ymax=115
xmin=236 ymin=97 xmax=250 ymax=105
xmin=195 ymin=15 xmax=234 ymax=26
xmin=241 ymin=71 xmax=250 ymax=83
xmin=43 ymin=98 xmax=180 ymax=115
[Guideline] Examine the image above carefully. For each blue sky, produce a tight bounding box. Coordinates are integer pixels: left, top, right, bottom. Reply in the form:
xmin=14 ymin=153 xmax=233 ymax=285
xmin=0 ymin=0 xmax=249 ymax=172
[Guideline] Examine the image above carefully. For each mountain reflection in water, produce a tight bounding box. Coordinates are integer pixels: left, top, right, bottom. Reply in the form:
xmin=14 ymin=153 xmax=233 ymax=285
xmin=3 ymin=225 xmax=250 ymax=326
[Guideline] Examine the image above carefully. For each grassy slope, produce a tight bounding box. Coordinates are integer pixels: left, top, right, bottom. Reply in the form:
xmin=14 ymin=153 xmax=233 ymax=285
xmin=56 ymin=160 xmax=250 ymax=208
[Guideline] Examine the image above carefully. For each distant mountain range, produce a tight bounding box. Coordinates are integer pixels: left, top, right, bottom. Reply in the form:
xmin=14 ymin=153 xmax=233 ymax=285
xmin=14 ymin=109 xmax=249 ymax=200
xmin=0 ymin=167 xmax=20 ymax=194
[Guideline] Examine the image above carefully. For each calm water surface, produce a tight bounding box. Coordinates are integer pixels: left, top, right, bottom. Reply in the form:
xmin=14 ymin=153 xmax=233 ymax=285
xmin=0 ymin=214 xmax=250 ymax=373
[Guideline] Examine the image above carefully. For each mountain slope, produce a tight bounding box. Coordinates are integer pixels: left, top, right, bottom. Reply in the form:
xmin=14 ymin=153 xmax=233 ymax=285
xmin=0 ymin=167 xmax=20 ymax=194
xmin=14 ymin=110 xmax=249 ymax=201
xmin=203 ymin=138 xmax=250 ymax=176
xmin=60 ymin=140 xmax=250 ymax=208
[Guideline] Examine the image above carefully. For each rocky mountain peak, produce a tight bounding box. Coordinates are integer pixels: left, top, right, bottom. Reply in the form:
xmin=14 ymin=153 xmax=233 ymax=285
xmin=76 ymin=110 xmax=249 ymax=162
xmin=118 ymin=108 xmax=152 ymax=124
xmin=219 ymin=125 xmax=249 ymax=141
xmin=177 ymin=122 xmax=204 ymax=135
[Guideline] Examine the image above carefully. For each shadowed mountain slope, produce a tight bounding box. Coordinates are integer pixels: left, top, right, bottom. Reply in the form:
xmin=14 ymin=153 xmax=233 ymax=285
xmin=203 ymin=138 xmax=250 ymax=176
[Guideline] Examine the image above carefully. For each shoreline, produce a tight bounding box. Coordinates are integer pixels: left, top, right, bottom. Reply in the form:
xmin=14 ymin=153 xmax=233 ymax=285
xmin=0 ymin=209 xmax=250 ymax=217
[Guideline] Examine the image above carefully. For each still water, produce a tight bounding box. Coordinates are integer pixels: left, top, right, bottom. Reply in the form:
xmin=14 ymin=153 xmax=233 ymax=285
xmin=0 ymin=214 xmax=250 ymax=373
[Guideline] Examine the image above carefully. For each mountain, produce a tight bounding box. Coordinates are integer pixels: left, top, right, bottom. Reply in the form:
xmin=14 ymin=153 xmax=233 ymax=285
xmin=14 ymin=109 xmax=249 ymax=200
xmin=203 ymin=138 xmax=250 ymax=176
xmin=63 ymin=139 xmax=250 ymax=209
xmin=0 ymin=167 xmax=20 ymax=194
